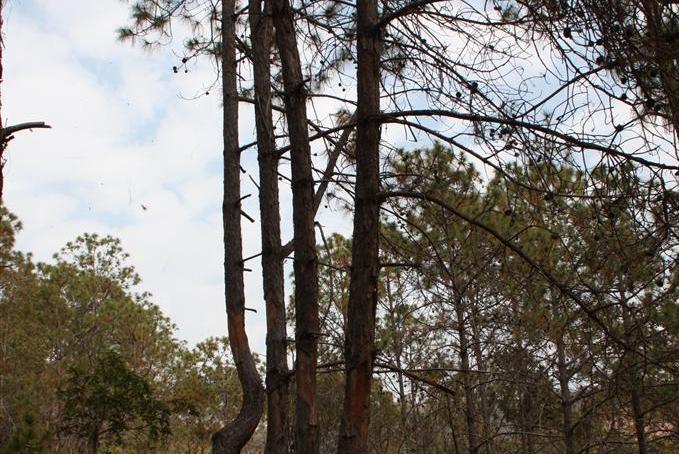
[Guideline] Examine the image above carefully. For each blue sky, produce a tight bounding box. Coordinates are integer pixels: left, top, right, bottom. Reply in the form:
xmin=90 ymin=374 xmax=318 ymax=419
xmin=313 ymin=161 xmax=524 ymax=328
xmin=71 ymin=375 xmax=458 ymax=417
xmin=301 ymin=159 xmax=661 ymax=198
xmin=4 ymin=0 xmax=377 ymax=355
xmin=3 ymin=0 xmax=280 ymax=350
xmin=8 ymin=1 xmax=665 ymax=355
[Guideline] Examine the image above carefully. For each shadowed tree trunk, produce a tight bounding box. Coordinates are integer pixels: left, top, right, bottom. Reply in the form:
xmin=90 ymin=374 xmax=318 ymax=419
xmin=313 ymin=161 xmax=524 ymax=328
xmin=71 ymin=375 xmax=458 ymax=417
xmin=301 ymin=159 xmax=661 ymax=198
xmin=519 ymin=380 xmax=536 ymax=454
xmin=470 ymin=297 xmax=493 ymax=454
xmin=212 ymin=0 xmax=265 ymax=451
xmin=87 ymin=422 xmax=99 ymax=454
xmin=249 ymin=0 xmax=289 ymax=451
xmin=556 ymin=332 xmax=575 ymax=454
xmin=271 ymin=0 xmax=319 ymax=451
xmin=550 ymin=296 xmax=575 ymax=454
xmin=453 ymin=294 xmax=479 ymax=454
xmin=337 ymin=0 xmax=382 ymax=451
xmin=621 ymin=292 xmax=647 ymax=454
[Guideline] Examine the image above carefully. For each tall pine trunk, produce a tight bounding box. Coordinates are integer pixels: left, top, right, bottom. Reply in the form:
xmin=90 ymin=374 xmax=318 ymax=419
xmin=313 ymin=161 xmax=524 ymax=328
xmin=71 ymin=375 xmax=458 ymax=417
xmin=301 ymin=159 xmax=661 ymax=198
xmin=212 ymin=1 xmax=265 ymax=451
xmin=248 ymin=0 xmax=290 ymax=451
xmin=271 ymin=0 xmax=319 ymax=451
xmin=337 ymin=0 xmax=381 ymax=450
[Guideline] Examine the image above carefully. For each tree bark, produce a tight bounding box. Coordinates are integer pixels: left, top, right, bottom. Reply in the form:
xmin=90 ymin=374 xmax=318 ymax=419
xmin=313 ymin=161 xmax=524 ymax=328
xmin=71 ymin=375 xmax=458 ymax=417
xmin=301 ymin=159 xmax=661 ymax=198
xmin=270 ymin=0 xmax=319 ymax=451
xmin=630 ymin=386 xmax=647 ymax=454
xmin=88 ymin=425 xmax=99 ymax=454
xmin=554 ymin=321 xmax=575 ymax=454
xmin=453 ymin=295 xmax=479 ymax=454
xmin=556 ymin=335 xmax=575 ymax=454
xmin=212 ymin=1 xmax=265 ymax=451
xmin=337 ymin=0 xmax=381 ymax=451
xmin=249 ymin=0 xmax=290 ymax=451
xmin=621 ymin=298 xmax=647 ymax=454
xmin=470 ymin=299 xmax=493 ymax=454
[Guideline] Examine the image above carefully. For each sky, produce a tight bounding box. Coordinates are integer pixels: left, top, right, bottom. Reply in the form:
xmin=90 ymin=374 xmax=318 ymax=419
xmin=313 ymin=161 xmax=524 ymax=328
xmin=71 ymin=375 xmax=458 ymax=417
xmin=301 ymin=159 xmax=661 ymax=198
xmin=2 ymin=0 xmax=319 ymax=353
xmin=3 ymin=0 xmax=424 ymax=355
xmin=6 ymin=1 xmax=664 ymax=356
xmin=0 ymin=0 xmax=563 ymax=355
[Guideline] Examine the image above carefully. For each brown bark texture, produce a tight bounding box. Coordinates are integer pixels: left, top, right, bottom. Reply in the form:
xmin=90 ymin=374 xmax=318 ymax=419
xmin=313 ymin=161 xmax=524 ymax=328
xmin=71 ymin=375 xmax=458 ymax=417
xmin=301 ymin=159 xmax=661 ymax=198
xmin=212 ymin=0 xmax=265 ymax=452
xmin=337 ymin=0 xmax=382 ymax=451
xmin=470 ymin=301 xmax=494 ymax=454
xmin=621 ymin=300 xmax=647 ymax=454
xmin=454 ymin=296 xmax=479 ymax=454
xmin=556 ymin=335 xmax=575 ymax=454
xmin=270 ymin=0 xmax=320 ymax=451
xmin=248 ymin=0 xmax=290 ymax=451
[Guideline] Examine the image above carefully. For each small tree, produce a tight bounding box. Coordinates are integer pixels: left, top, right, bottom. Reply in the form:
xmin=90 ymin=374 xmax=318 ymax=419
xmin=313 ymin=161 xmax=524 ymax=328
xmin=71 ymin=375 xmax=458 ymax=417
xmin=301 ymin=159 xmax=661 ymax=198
xmin=59 ymin=350 xmax=170 ymax=453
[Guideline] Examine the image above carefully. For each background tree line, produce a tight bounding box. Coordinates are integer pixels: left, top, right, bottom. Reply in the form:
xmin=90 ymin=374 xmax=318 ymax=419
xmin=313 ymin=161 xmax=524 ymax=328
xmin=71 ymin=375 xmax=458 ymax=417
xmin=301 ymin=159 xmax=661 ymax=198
xmin=0 ymin=210 xmax=265 ymax=452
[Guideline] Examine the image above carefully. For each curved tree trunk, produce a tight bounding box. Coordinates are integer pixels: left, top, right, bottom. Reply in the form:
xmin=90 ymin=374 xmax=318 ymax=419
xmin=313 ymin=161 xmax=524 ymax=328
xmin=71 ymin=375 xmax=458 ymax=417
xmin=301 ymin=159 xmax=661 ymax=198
xmin=270 ymin=0 xmax=320 ymax=451
xmin=248 ymin=0 xmax=290 ymax=451
xmin=337 ymin=0 xmax=382 ymax=451
xmin=212 ymin=0 xmax=265 ymax=451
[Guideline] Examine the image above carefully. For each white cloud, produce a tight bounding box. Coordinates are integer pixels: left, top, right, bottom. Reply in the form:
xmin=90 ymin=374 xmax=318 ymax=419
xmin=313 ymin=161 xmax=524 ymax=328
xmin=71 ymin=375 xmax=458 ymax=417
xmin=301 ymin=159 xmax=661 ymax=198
xmin=1 ymin=1 xmax=263 ymax=348
xmin=2 ymin=0 xmax=357 ymax=354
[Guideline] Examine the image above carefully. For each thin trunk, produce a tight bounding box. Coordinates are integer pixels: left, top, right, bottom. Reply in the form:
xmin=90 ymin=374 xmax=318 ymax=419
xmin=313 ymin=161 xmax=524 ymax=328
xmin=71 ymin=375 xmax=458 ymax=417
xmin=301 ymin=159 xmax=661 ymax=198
xmin=387 ymin=276 xmax=410 ymax=454
xmin=445 ymin=394 xmax=461 ymax=454
xmin=514 ymin=351 xmax=533 ymax=453
xmin=212 ymin=1 xmax=265 ymax=451
xmin=270 ymin=0 xmax=319 ymax=451
xmin=518 ymin=386 xmax=536 ymax=454
xmin=454 ymin=297 xmax=479 ymax=454
xmin=396 ymin=365 xmax=409 ymax=453
xmin=336 ymin=0 xmax=381 ymax=450
xmin=470 ymin=302 xmax=493 ymax=454
xmin=87 ymin=430 xmax=99 ymax=454
xmin=248 ymin=0 xmax=289 ymax=451
xmin=88 ymin=425 xmax=98 ymax=454
xmin=556 ymin=339 xmax=575 ymax=454
xmin=630 ymin=386 xmax=647 ymax=454
xmin=509 ymin=297 xmax=534 ymax=454
xmin=556 ymin=332 xmax=575 ymax=454
xmin=621 ymin=300 xmax=647 ymax=454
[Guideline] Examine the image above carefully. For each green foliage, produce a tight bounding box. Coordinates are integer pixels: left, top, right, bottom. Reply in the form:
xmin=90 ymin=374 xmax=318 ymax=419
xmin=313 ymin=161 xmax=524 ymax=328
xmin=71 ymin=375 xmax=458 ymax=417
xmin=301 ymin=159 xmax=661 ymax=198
xmin=60 ymin=350 xmax=170 ymax=449
xmin=308 ymin=144 xmax=678 ymax=452
xmin=0 ymin=218 xmax=245 ymax=452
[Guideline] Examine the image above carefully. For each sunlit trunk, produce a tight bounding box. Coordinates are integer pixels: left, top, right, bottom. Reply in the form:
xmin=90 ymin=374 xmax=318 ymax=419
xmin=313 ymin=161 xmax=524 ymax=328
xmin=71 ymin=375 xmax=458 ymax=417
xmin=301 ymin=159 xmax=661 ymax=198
xmin=337 ymin=0 xmax=382 ymax=450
